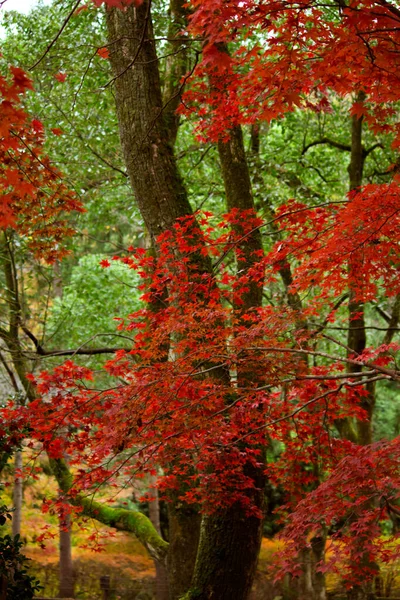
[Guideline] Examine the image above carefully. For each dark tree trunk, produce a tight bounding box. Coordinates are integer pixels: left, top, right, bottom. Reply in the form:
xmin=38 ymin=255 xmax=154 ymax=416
xmin=163 ymin=0 xmax=190 ymax=146
xmin=346 ymin=91 xmax=374 ymax=447
xmin=106 ymin=5 xmax=200 ymax=596
xmin=217 ymin=125 xmax=263 ymax=309
xmin=106 ymin=2 xmax=192 ymax=240
xmin=188 ymin=497 xmax=264 ymax=600
xmin=167 ymin=502 xmax=201 ymax=599
xmin=106 ymin=5 xmax=266 ymax=598
xmin=185 ymin=126 xmax=267 ymax=600
xmin=346 ymin=91 xmax=379 ymax=600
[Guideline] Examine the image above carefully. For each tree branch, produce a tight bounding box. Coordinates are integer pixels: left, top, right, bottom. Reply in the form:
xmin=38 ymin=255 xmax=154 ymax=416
xmin=364 ymin=142 xmax=384 ymax=156
xmin=302 ymin=137 xmax=351 ymax=155
xmin=21 ymin=326 xmax=130 ymax=357
xmin=49 ymin=458 xmax=169 ymax=563
xmin=29 ymin=0 xmax=82 ymax=70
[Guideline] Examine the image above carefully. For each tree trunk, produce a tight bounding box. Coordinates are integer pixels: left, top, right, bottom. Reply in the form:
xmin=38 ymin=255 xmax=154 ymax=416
xmin=12 ymin=449 xmax=23 ymax=538
xmin=106 ymin=5 xmax=266 ymax=598
xmin=163 ymin=0 xmax=190 ymax=146
xmin=167 ymin=501 xmax=201 ymax=599
xmin=346 ymin=92 xmax=373 ymax=445
xmin=149 ymin=480 xmax=169 ymax=600
xmin=59 ymin=510 xmax=74 ymax=598
xmin=106 ymin=6 xmax=200 ymax=595
xmin=187 ymin=468 xmax=264 ymax=600
xmin=346 ymin=91 xmax=379 ymax=600
xmin=105 ymin=2 xmax=192 ymax=240
xmin=311 ymin=532 xmax=327 ymax=600
xmin=181 ymin=125 xmax=266 ymax=600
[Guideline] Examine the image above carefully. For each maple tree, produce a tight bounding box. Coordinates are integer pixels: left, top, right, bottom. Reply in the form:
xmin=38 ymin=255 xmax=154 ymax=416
xmin=0 ymin=0 xmax=400 ymax=599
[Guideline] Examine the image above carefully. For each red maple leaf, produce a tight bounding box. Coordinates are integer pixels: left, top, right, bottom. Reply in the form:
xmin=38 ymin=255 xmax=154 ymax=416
xmin=54 ymin=72 xmax=67 ymax=83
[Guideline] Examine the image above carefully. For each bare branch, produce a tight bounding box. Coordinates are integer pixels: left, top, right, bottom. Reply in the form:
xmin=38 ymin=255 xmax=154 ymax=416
xmin=302 ymin=137 xmax=351 ymax=155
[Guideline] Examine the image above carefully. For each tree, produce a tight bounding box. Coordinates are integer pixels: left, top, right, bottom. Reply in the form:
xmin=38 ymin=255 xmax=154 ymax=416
xmin=1 ymin=0 xmax=400 ymax=599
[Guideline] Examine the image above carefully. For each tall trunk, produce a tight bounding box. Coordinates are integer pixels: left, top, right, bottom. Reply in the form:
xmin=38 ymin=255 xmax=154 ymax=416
xmin=52 ymin=260 xmax=74 ymax=600
xmin=106 ymin=4 xmax=268 ymax=596
xmin=247 ymin=122 xmax=327 ymax=600
xmin=12 ymin=450 xmax=23 ymax=539
xmin=188 ymin=481 xmax=264 ymax=600
xmin=149 ymin=478 xmax=169 ymax=600
xmin=346 ymin=92 xmax=378 ymax=600
xmin=346 ymin=92 xmax=374 ymax=446
xmin=187 ymin=126 xmax=266 ymax=600
xmin=106 ymin=2 xmax=192 ymax=240
xmin=105 ymin=4 xmax=200 ymax=596
xmin=217 ymin=125 xmax=263 ymax=309
xmin=310 ymin=530 xmax=327 ymax=600
xmin=167 ymin=502 xmax=201 ymax=599
xmin=163 ymin=0 xmax=189 ymax=145
xmin=59 ymin=510 xmax=74 ymax=598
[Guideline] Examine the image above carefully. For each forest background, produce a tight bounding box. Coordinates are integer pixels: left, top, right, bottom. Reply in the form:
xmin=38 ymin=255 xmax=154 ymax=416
xmin=0 ymin=0 xmax=399 ymax=599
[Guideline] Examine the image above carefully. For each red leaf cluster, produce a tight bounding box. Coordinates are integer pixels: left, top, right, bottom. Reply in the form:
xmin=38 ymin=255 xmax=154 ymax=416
xmin=0 ymin=66 xmax=83 ymax=261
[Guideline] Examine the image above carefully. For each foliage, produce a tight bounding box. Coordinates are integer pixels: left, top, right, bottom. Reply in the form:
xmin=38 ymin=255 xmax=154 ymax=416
xmin=184 ymin=0 xmax=400 ymax=143
xmin=1 ymin=0 xmax=400 ymax=593
xmin=19 ymin=205 xmax=400 ymax=574
xmin=0 ymin=532 xmax=42 ymax=599
xmin=47 ymin=254 xmax=141 ymax=358
xmin=0 ymin=62 xmax=82 ymax=261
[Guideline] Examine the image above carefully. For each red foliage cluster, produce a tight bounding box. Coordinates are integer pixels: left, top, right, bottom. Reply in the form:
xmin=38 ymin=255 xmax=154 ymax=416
xmin=277 ymin=437 xmax=400 ymax=583
xmin=0 ymin=66 xmax=83 ymax=261
xmin=269 ymin=184 xmax=400 ymax=302
xmin=20 ymin=205 xmax=399 ymax=536
xmin=183 ymin=0 xmax=400 ymax=142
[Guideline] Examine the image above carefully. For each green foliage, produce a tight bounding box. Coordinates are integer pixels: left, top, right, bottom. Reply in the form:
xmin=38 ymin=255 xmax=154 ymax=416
xmin=0 ymin=0 xmax=137 ymax=253
xmin=373 ymin=381 xmax=400 ymax=441
xmin=0 ymin=533 xmax=42 ymax=600
xmin=47 ymin=254 xmax=141 ymax=352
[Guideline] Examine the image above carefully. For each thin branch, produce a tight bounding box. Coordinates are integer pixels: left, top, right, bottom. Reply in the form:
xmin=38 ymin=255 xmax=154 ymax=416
xmin=32 ymin=347 xmax=130 ymax=357
xmin=364 ymin=142 xmax=384 ymax=156
xmin=302 ymin=137 xmax=351 ymax=155
xmin=377 ymin=0 xmax=400 ymax=21
xmin=0 ymin=351 xmax=19 ymax=392
xmin=50 ymin=101 xmax=128 ymax=178
xmin=22 ymin=326 xmax=132 ymax=357
xmin=29 ymin=0 xmax=82 ymax=70
xmin=243 ymin=346 xmax=400 ymax=380
xmin=309 ymin=293 xmax=349 ymax=337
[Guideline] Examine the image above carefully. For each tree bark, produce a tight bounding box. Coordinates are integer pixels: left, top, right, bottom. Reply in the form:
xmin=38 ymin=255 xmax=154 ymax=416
xmin=186 ymin=465 xmax=265 ymax=600
xmin=59 ymin=510 xmax=74 ymax=598
xmin=149 ymin=479 xmax=169 ymax=600
xmin=346 ymin=91 xmax=379 ymax=600
xmin=217 ymin=125 xmax=263 ymax=310
xmin=11 ymin=450 xmax=23 ymax=539
xmin=163 ymin=0 xmax=190 ymax=145
xmin=346 ymin=91 xmax=374 ymax=447
xmin=106 ymin=2 xmax=192 ymax=240
xmin=106 ymin=6 xmax=201 ymax=595
xmin=167 ymin=501 xmax=201 ymax=600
